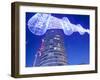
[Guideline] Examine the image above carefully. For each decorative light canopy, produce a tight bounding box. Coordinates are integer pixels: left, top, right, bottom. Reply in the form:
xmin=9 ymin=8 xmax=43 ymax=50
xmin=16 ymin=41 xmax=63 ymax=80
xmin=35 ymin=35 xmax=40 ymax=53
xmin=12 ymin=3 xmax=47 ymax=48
xmin=28 ymin=13 xmax=89 ymax=36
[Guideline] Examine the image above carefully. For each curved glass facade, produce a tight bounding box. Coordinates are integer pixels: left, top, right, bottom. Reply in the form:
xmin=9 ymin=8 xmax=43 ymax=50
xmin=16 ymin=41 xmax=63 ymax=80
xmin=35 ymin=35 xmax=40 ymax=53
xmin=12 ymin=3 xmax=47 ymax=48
xmin=35 ymin=29 xmax=67 ymax=66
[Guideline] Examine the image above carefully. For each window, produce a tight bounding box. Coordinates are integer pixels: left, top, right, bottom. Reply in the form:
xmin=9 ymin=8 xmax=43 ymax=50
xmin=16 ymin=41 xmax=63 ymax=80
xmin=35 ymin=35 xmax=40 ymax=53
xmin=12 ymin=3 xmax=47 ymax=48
xmin=54 ymin=37 xmax=60 ymax=40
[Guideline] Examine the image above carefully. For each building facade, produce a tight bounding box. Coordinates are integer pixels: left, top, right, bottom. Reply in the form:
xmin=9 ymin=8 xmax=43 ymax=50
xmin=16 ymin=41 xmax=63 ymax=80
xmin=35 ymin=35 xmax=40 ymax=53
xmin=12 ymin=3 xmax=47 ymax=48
xmin=35 ymin=29 xmax=67 ymax=66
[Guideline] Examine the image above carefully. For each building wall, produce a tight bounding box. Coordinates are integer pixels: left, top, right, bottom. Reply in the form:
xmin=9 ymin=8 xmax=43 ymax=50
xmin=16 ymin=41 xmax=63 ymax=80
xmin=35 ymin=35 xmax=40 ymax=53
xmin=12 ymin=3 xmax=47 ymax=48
xmin=37 ymin=29 xmax=67 ymax=66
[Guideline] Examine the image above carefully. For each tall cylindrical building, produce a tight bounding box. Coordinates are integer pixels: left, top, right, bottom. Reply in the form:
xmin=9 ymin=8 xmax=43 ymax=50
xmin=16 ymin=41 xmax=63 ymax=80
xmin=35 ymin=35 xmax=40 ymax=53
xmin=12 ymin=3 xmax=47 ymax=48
xmin=35 ymin=29 xmax=67 ymax=66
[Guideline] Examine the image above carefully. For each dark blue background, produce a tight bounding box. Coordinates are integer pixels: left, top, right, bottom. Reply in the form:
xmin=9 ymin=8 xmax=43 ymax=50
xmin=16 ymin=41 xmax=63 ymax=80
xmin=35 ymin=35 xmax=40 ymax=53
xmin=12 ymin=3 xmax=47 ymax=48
xmin=26 ymin=12 xmax=90 ymax=67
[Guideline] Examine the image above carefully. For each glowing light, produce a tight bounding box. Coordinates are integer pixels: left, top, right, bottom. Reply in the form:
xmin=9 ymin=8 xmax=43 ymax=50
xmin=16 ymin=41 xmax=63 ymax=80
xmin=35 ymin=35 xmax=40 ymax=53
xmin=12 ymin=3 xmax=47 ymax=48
xmin=28 ymin=13 xmax=90 ymax=35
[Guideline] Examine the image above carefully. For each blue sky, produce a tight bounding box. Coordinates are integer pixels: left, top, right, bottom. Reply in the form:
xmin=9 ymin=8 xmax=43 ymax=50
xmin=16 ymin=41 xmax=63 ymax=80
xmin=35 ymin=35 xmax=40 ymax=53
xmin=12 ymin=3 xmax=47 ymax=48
xmin=26 ymin=12 xmax=90 ymax=67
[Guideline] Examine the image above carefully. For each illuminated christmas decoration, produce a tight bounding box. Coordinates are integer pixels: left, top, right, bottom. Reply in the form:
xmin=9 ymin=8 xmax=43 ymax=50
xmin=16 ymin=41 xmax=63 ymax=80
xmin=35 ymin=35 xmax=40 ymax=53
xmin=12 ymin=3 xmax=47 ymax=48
xmin=28 ymin=13 xmax=90 ymax=36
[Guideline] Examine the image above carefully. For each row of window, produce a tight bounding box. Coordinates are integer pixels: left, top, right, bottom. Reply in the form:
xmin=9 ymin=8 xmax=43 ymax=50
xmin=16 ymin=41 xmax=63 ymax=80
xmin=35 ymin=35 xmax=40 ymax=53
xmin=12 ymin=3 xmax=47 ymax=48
xmin=40 ymin=51 xmax=66 ymax=60
xmin=40 ymin=61 xmax=67 ymax=66
xmin=40 ymin=54 xmax=67 ymax=63
xmin=45 ymin=39 xmax=63 ymax=44
xmin=44 ymin=47 xmax=65 ymax=53
xmin=39 ymin=58 xmax=67 ymax=65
